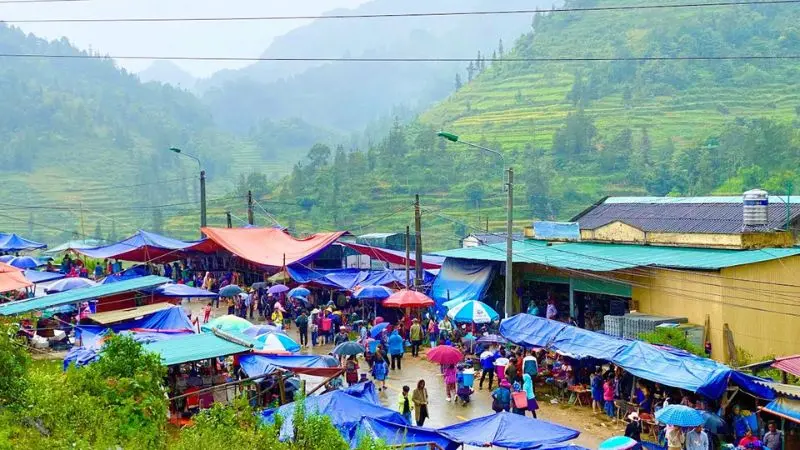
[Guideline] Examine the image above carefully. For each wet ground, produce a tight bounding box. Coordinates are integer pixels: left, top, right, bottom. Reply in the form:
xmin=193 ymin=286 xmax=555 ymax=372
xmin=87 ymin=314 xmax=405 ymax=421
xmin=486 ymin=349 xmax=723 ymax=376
xmin=194 ymin=303 xmax=625 ymax=448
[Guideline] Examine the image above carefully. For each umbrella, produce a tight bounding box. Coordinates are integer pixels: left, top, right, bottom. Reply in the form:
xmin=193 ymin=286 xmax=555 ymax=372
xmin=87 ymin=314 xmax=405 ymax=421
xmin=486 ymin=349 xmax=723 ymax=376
xmin=382 ymin=290 xmax=434 ymax=308
xmin=353 ymin=285 xmax=393 ymax=300
xmin=268 ymin=284 xmax=289 ymax=295
xmin=255 ymin=332 xmax=301 ymax=353
xmin=477 ymin=333 xmax=507 ymax=345
xmin=333 ymin=341 xmax=366 ymax=356
xmin=0 ymin=255 xmax=14 ymax=263
xmin=268 ymin=269 xmax=291 ymax=283
xmin=447 ymin=300 xmax=499 ymax=324
xmin=242 ymin=324 xmax=286 ymax=337
xmin=462 ymin=333 xmax=476 ymax=343
xmin=44 ymin=277 xmax=98 ymax=294
xmin=288 ymin=287 xmax=310 ymax=298
xmin=699 ymin=411 xmax=728 ymax=434
xmin=320 ymin=355 xmax=340 ymax=367
xmin=374 ymin=316 xmax=384 ymax=324
xmin=7 ymin=256 xmax=41 ymax=269
xmin=370 ymin=322 xmax=390 ymax=338
xmin=219 ymin=285 xmax=243 ymax=297
xmin=598 ymin=436 xmax=638 ymax=450
xmin=251 ymin=282 xmax=267 ymax=290
xmin=655 ymin=405 xmax=705 ymax=427
xmin=293 ymin=296 xmax=311 ymax=308
xmin=201 ymin=315 xmax=253 ymax=334
xmin=427 ymin=346 xmax=463 ymax=365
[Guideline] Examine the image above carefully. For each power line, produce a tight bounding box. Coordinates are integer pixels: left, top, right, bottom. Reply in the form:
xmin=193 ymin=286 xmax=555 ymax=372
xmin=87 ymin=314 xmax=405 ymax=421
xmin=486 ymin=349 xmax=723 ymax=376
xmin=32 ymin=177 xmax=192 ymax=194
xmin=3 ymin=0 xmax=797 ymax=23
xmin=1 ymin=53 xmax=798 ymax=63
xmin=0 ymin=0 xmax=86 ymax=4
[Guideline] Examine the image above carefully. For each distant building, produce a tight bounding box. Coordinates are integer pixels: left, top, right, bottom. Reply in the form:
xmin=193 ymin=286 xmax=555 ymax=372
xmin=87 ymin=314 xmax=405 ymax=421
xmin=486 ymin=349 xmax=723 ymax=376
xmin=461 ymin=232 xmax=523 ymax=248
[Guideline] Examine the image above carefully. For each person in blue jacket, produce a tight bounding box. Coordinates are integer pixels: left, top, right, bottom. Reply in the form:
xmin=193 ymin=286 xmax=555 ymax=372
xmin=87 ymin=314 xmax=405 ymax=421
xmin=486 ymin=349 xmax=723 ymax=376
xmin=387 ymin=330 xmax=405 ymax=371
xmin=479 ymin=347 xmax=498 ymax=390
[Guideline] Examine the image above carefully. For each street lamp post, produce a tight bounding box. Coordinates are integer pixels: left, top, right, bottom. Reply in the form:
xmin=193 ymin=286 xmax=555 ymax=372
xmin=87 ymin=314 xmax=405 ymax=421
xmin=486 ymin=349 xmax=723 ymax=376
xmin=438 ymin=131 xmax=514 ymax=319
xmin=169 ymin=147 xmax=206 ymax=236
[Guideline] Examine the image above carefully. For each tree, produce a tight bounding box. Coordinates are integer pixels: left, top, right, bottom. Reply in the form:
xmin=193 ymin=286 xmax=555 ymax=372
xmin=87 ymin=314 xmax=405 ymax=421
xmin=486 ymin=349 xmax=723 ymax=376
xmin=467 ymin=61 xmax=476 ymax=82
xmin=464 ymin=181 xmax=486 ymax=209
xmin=93 ymin=221 xmax=103 ymax=240
xmin=306 ymin=143 xmax=331 ymax=168
xmin=498 ymin=39 xmax=504 ymax=57
xmin=152 ymin=209 xmax=164 ymax=234
xmin=454 ymin=73 xmax=462 ymax=90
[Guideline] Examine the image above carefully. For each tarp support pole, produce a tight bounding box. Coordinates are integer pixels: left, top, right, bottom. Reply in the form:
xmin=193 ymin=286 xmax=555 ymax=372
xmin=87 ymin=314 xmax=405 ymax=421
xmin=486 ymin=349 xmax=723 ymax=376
xmin=569 ymin=278 xmax=576 ymax=319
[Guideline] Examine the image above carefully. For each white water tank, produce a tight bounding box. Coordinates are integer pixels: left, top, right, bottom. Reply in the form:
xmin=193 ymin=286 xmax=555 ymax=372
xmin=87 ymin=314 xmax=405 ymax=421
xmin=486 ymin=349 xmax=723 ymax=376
xmin=743 ymin=189 xmax=769 ymax=227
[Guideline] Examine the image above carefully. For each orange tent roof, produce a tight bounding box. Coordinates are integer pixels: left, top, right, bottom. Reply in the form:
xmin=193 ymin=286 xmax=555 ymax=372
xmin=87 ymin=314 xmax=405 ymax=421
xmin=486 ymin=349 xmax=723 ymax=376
xmin=0 ymin=262 xmax=33 ymax=293
xmin=194 ymin=227 xmax=347 ymax=268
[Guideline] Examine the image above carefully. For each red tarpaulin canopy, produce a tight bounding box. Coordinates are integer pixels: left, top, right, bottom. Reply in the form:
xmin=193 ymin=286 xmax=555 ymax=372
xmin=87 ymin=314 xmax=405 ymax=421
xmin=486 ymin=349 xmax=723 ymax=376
xmin=340 ymin=242 xmax=444 ymax=269
xmin=0 ymin=262 xmax=33 ymax=293
xmin=382 ymin=289 xmax=435 ymax=308
xmin=192 ymin=227 xmax=347 ymax=268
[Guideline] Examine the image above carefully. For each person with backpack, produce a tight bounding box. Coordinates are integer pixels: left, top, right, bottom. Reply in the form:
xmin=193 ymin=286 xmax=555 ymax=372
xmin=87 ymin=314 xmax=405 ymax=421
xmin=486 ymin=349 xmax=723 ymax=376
xmin=295 ymin=310 xmax=309 ymax=348
xmin=491 ymin=380 xmax=512 ymax=413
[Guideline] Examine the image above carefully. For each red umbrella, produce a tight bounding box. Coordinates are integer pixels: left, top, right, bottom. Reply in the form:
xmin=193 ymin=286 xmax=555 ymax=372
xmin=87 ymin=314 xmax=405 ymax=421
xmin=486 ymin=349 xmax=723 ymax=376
xmin=426 ymin=345 xmax=463 ymax=365
xmin=382 ymin=290 xmax=434 ymax=308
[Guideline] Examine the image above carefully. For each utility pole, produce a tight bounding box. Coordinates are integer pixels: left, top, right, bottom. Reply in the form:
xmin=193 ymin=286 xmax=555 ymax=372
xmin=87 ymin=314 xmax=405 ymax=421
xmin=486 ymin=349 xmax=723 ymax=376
xmin=405 ymin=226 xmax=411 ymax=289
xmin=505 ymin=168 xmax=514 ymax=319
xmin=414 ymin=194 xmax=423 ymax=290
xmin=200 ymin=170 xmax=207 ymax=230
xmin=226 ymin=212 xmax=232 ymax=228
xmin=247 ymin=190 xmax=254 ymax=226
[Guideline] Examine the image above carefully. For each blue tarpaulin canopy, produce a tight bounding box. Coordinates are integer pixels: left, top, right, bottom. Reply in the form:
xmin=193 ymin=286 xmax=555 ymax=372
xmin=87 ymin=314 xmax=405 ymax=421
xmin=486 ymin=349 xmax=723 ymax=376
xmin=239 ymin=354 xmax=343 ymax=378
xmin=438 ymin=412 xmax=579 ymax=449
xmin=761 ymin=397 xmax=800 ymax=424
xmin=351 ymin=417 xmax=460 ymax=450
xmin=78 ymin=230 xmax=199 ymax=263
xmin=285 ymin=266 xmax=435 ymax=290
xmin=24 ymin=270 xmax=64 ymax=284
xmin=150 ymin=283 xmax=218 ymax=298
xmin=261 ymin=390 xmax=408 ymax=441
xmin=0 ymin=233 xmax=46 ymax=252
xmin=500 ymin=314 xmax=773 ymax=399
xmin=430 ymin=258 xmax=495 ymax=314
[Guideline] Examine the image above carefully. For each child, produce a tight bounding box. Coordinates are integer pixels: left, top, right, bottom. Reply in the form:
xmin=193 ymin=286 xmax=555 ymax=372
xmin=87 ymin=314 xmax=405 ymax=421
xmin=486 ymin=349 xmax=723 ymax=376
xmin=203 ymin=302 xmax=212 ymax=324
xmin=397 ymin=385 xmax=414 ymax=424
xmin=372 ymin=355 xmax=388 ymax=392
xmin=310 ymin=320 xmax=319 ymax=347
xmin=492 ymin=380 xmax=512 ymax=413
xmin=456 ymin=364 xmax=473 ymax=405
xmin=603 ymin=376 xmax=616 ymax=418
xmin=443 ymin=364 xmax=457 ymax=402
xmin=345 ymin=355 xmax=360 ymax=386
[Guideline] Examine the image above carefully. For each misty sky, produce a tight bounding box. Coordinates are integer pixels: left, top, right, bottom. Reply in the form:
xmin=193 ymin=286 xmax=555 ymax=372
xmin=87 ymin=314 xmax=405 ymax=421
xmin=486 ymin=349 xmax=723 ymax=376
xmin=1 ymin=0 xmax=370 ymax=77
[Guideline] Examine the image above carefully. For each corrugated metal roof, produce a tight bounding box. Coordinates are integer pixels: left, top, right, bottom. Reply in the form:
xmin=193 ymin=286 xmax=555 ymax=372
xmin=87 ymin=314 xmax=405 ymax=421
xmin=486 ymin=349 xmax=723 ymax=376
xmin=754 ymin=380 xmax=800 ymax=399
xmin=88 ymin=302 xmax=174 ymax=325
xmin=464 ymin=233 xmax=524 ymax=245
xmin=433 ymin=241 xmax=800 ymax=272
xmin=772 ymin=355 xmax=800 ymax=378
xmin=144 ymin=332 xmax=253 ymax=366
xmin=606 ymin=196 xmax=800 ymax=204
xmin=574 ymin=201 xmax=800 ymax=233
xmin=0 ymin=275 xmax=171 ymax=316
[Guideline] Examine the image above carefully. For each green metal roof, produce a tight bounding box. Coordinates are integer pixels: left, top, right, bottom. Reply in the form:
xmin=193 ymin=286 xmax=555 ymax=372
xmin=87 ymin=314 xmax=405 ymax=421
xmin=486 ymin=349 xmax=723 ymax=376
xmin=144 ymin=332 xmax=253 ymax=366
xmin=433 ymin=241 xmax=800 ymax=272
xmin=0 ymin=275 xmax=171 ymax=316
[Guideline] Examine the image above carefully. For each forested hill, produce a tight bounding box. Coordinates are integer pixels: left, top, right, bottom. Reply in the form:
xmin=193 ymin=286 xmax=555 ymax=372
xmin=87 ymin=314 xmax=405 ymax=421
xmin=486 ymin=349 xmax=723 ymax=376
xmin=0 ymin=24 xmax=271 ymax=242
xmin=257 ymin=0 xmax=800 ymax=249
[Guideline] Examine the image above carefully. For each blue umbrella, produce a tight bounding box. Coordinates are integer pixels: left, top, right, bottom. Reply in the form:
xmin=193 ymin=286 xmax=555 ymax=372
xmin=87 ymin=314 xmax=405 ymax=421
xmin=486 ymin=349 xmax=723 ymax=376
xmin=477 ymin=333 xmax=507 ymax=345
xmin=353 ymin=285 xmax=393 ymax=300
xmin=0 ymin=255 xmax=13 ymax=263
xmin=255 ymin=332 xmax=301 ymax=353
xmin=370 ymin=322 xmax=390 ymax=338
xmin=219 ymin=285 xmax=243 ymax=297
xmin=447 ymin=300 xmax=499 ymax=324
xmin=7 ymin=256 xmax=40 ymax=269
xmin=333 ymin=341 xmax=365 ymax=356
xmin=655 ymin=405 xmax=705 ymax=427
xmin=242 ymin=324 xmax=286 ymax=337
xmin=288 ymin=287 xmax=310 ymax=298
xmin=44 ymin=277 xmax=98 ymax=294
xmin=598 ymin=436 xmax=638 ymax=450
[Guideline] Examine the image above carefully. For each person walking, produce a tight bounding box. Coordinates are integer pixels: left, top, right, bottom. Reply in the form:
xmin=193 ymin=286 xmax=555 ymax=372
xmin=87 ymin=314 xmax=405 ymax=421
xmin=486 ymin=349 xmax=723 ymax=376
xmin=479 ymin=348 xmax=497 ymax=390
xmin=202 ymin=302 xmax=212 ymax=324
xmin=295 ymin=310 xmax=309 ymax=348
xmin=685 ymin=425 xmax=708 ymax=450
xmin=372 ymin=354 xmax=388 ymax=392
xmin=409 ymin=319 xmax=422 ymax=357
xmin=388 ymin=330 xmax=404 ymax=371
xmin=412 ymin=380 xmax=429 ymax=427
xmin=334 ymin=326 xmax=349 ymax=346
xmin=397 ymin=385 xmax=414 ymax=424
xmin=427 ymin=318 xmax=437 ymax=347
xmin=666 ymin=425 xmax=685 ymax=450
xmin=443 ymin=364 xmax=457 ymax=402
xmin=522 ymin=373 xmax=539 ymax=418
xmin=345 ymin=355 xmax=360 ymax=386
xmin=591 ymin=366 xmax=603 ymax=414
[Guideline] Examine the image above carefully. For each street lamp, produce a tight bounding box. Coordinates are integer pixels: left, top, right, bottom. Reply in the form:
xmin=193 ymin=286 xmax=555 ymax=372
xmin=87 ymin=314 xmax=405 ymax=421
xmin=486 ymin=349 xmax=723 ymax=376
xmin=169 ymin=147 xmax=206 ymax=235
xmin=437 ymin=131 xmax=514 ymax=319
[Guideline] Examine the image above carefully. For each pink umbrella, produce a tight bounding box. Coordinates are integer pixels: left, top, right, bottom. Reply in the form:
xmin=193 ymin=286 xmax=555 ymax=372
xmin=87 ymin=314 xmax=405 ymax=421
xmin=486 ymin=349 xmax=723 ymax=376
xmin=382 ymin=290 xmax=434 ymax=308
xmin=427 ymin=345 xmax=463 ymax=365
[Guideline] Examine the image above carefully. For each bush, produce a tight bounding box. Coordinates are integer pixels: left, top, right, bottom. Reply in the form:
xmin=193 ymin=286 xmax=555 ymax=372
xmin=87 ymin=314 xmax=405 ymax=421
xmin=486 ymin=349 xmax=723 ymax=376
xmin=639 ymin=327 xmax=704 ymax=357
xmin=0 ymin=323 xmax=31 ymax=410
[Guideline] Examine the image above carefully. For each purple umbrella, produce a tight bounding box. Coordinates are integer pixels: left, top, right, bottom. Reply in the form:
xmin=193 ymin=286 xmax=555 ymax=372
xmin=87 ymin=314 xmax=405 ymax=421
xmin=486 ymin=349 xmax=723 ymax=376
xmin=477 ymin=333 xmax=507 ymax=345
xmin=268 ymin=284 xmax=289 ymax=295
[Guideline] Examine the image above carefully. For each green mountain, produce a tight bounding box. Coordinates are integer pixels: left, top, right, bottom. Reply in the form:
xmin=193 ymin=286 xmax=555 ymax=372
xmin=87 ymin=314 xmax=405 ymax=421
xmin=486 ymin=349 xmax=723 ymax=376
xmin=258 ymin=0 xmax=800 ymax=249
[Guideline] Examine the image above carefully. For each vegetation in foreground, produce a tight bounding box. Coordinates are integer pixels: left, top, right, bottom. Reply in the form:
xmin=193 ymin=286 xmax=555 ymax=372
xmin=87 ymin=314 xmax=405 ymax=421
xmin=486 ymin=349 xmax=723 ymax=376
xmin=0 ymin=329 xmax=387 ymax=450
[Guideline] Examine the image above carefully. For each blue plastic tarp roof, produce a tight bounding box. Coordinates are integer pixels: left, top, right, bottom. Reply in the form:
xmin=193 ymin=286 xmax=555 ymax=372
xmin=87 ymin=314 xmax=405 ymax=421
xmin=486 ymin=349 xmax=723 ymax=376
xmin=430 ymin=258 xmax=495 ymax=315
xmin=500 ymin=315 xmax=770 ymax=399
xmin=285 ymin=266 xmax=435 ymax=290
xmin=351 ymin=417 xmax=460 ymax=450
xmin=0 ymin=233 xmax=46 ymax=252
xmin=239 ymin=354 xmax=344 ymax=378
xmin=117 ymin=305 xmax=194 ymax=331
xmin=762 ymin=397 xmax=800 ymax=424
xmin=261 ymin=390 xmax=408 ymax=441
xmin=150 ymin=283 xmax=218 ymax=298
xmin=438 ymin=412 xmax=579 ymax=449
xmin=65 ymin=329 xmax=192 ymax=369
xmin=101 ymin=266 xmax=148 ymax=284
xmin=78 ymin=230 xmax=199 ymax=262
xmin=341 ymin=381 xmax=380 ymax=405
xmin=24 ymin=270 xmax=65 ymax=284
